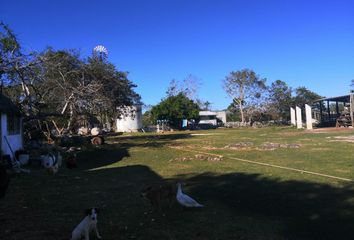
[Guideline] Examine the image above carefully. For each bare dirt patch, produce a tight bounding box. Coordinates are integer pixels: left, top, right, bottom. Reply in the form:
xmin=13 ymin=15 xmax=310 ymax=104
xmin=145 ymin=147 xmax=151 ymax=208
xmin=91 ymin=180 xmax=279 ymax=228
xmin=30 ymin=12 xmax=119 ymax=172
xmin=328 ymin=135 xmax=354 ymax=143
xmin=224 ymin=142 xmax=254 ymax=149
xmin=311 ymin=127 xmax=354 ymax=133
xmin=170 ymin=154 xmax=223 ymax=162
xmin=258 ymin=143 xmax=301 ymax=151
xmin=277 ymin=131 xmax=304 ymax=137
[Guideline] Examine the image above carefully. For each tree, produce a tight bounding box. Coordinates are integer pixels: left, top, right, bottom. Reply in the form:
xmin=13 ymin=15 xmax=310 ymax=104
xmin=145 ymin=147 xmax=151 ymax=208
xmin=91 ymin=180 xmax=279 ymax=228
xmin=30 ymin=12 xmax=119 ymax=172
xmin=165 ymin=74 xmax=201 ymax=100
xmin=203 ymin=101 xmax=212 ymax=111
xmin=351 ymin=79 xmax=354 ymax=91
xmin=223 ymin=69 xmax=267 ymax=123
xmin=0 ymin=22 xmax=41 ymax=115
xmin=166 ymin=79 xmax=179 ymax=97
xmin=0 ymin=21 xmax=21 ymax=80
xmin=267 ymin=80 xmax=293 ymax=120
xmin=0 ymin=22 xmax=142 ymax=139
xmin=36 ymin=48 xmax=141 ymax=131
xmin=150 ymin=93 xmax=200 ymax=129
xmin=293 ymin=86 xmax=322 ymax=107
xmin=226 ymin=101 xmax=241 ymax=122
xmin=181 ymin=74 xmax=201 ymax=100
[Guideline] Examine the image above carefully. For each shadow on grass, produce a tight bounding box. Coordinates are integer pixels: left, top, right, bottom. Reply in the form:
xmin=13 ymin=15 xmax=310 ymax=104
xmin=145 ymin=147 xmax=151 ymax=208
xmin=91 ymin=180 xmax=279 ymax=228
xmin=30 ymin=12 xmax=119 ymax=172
xmin=76 ymin=145 xmax=130 ymax=170
xmin=3 ymin=161 xmax=354 ymax=240
xmin=108 ymin=132 xmax=192 ymax=149
xmin=72 ymin=133 xmax=192 ymax=171
xmin=177 ymin=172 xmax=354 ymax=240
xmin=0 ymin=165 xmax=167 ymax=240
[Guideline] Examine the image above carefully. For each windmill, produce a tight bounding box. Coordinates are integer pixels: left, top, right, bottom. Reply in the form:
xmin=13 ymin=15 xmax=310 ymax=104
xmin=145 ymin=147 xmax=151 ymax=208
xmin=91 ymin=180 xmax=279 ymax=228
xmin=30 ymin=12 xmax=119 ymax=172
xmin=93 ymin=45 xmax=108 ymax=61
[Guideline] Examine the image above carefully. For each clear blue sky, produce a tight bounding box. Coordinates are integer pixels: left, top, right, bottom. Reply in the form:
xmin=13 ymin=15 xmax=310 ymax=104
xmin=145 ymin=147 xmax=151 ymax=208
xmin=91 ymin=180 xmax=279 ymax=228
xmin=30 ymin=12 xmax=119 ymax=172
xmin=1 ymin=0 xmax=353 ymax=110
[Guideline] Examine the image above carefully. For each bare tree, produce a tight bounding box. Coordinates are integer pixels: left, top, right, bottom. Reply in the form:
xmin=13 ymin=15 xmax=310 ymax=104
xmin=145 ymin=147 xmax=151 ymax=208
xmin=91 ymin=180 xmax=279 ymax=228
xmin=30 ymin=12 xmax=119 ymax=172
xmin=166 ymin=78 xmax=179 ymax=97
xmin=182 ymin=74 xmax=201 ymax=100
xmin=165 ymin=74 xmax=201 ymax=100
xmin=223 ymin=69 xmax=266 ymax=123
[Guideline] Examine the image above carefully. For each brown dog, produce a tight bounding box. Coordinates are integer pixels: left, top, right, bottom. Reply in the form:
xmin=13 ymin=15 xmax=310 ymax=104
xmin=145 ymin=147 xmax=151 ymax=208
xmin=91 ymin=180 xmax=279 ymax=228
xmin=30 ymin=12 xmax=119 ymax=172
xmin=140 ymin=182 xmax=176 ymax=212
xmin=91 ymin=136 xmax=104 ymax=145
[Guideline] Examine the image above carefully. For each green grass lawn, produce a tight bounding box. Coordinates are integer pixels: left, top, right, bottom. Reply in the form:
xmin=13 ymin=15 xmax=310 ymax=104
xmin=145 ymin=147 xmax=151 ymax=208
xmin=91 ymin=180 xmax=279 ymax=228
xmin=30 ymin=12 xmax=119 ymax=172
xmin=1 ymin=127 xmax=354 ymax=240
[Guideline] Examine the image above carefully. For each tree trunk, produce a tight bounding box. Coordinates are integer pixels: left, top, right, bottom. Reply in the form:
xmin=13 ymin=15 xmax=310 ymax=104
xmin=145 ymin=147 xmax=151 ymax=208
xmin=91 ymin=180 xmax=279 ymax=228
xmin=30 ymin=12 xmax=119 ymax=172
xmin=238 ymin=102 xmax=244 ymax=123
xmin=66 ymin=104 xmax=74 ymax=133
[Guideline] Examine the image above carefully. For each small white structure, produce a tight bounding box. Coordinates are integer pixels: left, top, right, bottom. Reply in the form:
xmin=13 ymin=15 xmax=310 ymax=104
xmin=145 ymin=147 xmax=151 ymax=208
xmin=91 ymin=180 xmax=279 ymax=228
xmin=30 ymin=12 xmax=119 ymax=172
xmin=296 ymin=106 xmax=303 ymax=129
xmin=305 ymin=104 xmax=313 ymax=130
xmin=0 ymin=94 xmax=23 ymax=159
xmin=290 ymin=107 xmax=296 ymax=126
xmin=199 ymin=110 xmax=227 ymax=126
xmin=116 ymin=105 xmax=143 ymax=132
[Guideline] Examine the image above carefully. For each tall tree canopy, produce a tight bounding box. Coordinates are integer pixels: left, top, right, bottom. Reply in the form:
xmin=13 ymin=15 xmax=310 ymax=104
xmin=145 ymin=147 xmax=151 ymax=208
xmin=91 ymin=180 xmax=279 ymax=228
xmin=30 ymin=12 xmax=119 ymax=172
xmin=267 ymin=80 xmax=293 ymax=120
xmin=35 ymin=48 xmax=141 ymax=130
xmin=293 ymin=86 xmax=322 ymax=107
xmin=223 ymin=69 xmax=267 ymax=123
xmin=150 ymin=93 xmax=200 ymax=129
xmin=1 ymin=22 xmax=141 ymax=136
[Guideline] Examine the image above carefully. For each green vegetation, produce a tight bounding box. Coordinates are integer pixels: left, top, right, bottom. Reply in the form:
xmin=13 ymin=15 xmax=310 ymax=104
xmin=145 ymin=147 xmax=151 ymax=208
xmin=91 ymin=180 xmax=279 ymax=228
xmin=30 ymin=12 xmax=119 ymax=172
xmin=150 ymin=93 xmax=200 ymax=129
xmin=2 ymin=127 xmax=354 ymax=239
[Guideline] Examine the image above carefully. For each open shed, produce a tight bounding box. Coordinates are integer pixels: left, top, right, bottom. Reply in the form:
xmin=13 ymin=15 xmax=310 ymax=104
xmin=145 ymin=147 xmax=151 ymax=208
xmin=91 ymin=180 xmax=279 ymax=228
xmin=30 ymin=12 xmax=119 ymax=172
xmin=0 ymin=94 xmax=23 ymax=159
xmin=312 ymin=93 xmax=354 ymax=127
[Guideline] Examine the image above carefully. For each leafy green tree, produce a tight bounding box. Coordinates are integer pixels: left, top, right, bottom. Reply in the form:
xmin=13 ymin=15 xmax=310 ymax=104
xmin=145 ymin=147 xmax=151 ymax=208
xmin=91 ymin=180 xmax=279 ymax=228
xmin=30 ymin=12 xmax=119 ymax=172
xmin=0 ymin=22 xmax=43 ymax=116
xmin=223 ymin=69 xmax=267 ymax=123
xmin=150 ymin=93 xmax=200 ymax=129
xmin=267 ymin=80 xmax=293 ymax=120
xmin=293 ymin=86 xmax=322 ymax=107
xmin=0 ymin=22 xmax=21 ymax=79
xmin=226 ymin=100 xmax=241 ymax=122
xmin=0 ymin=22 xmax=141 ymax=137
xmin=36 ymin=48 xmax=141 ymax=131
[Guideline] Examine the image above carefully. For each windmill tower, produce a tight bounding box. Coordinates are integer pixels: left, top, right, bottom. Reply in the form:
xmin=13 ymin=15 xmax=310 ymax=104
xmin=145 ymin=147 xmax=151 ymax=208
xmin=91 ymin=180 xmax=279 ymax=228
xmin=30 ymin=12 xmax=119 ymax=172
xmin=93 ymin=45 xmax=108 ymax=61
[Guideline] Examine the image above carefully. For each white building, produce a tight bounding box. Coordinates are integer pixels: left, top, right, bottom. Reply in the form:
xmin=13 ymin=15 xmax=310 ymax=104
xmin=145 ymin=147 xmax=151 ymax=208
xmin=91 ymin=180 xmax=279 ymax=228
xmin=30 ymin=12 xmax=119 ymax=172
xmin=0 ymin=94 xmax=23 ymax=159
xmin=199 ymin=110 xmax=227 ymax=126
xmin=116 ymin=105 xmax=143 ymax=132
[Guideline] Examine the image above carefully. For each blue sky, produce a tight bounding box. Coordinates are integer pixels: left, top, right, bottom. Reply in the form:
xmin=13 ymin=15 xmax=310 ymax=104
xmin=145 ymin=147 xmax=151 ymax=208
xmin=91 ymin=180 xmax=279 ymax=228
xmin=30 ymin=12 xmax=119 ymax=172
xmin=1 ymin=0 xmax=353 ymax=110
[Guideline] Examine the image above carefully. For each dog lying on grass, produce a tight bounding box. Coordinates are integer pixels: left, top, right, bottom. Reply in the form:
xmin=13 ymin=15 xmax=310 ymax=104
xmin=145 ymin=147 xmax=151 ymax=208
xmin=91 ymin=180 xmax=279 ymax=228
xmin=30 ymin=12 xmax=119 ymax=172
xmin=71 ymin=208 xmax=101 ymax=240
xmin=140 ymin=182 xmax=176 ymax=212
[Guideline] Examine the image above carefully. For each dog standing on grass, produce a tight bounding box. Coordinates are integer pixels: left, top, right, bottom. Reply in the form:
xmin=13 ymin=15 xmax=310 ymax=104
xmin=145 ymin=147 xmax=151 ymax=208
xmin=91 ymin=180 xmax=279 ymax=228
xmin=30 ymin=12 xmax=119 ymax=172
xmin=71 ymin=208 xmax=102 ymax=240
xmin=140 ymin=182 xmax=176 ymax=212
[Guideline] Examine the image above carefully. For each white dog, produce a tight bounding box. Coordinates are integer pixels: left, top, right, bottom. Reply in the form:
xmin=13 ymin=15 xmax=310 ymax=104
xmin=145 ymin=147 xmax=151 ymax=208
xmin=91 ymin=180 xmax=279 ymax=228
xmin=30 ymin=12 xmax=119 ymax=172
xmin=71 ymin=208 xmax=102 ymax=240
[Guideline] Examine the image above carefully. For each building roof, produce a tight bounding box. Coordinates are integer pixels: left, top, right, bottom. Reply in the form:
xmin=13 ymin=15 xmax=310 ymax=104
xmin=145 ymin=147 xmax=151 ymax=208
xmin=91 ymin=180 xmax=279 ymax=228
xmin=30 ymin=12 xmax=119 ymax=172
xmin=0 ymin=93 xmax=21 ymax=115
xmin=199 ymin=110 xmax=226 ymax=116
xmin=313 ymin=94 xmax=351 ymax=103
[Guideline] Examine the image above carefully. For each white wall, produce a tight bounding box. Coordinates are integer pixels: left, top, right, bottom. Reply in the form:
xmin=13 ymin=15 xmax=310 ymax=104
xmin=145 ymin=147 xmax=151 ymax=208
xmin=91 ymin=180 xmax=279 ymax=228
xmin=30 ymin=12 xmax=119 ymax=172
xmin=199 ymin=110 xmax=227 ymax=125
xmin=1 ymin=113 xmax=23 ymax=159
xmin=216 ymin=111 xmax=227 ymax=123
xmin=199 ymin=119 xmax=217 ymax=125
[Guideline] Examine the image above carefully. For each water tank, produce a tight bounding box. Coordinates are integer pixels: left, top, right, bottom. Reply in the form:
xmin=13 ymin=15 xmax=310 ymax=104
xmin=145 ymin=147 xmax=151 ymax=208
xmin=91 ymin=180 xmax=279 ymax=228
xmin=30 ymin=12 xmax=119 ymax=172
xmin=116 ymin=105 xmax=143 ymax=132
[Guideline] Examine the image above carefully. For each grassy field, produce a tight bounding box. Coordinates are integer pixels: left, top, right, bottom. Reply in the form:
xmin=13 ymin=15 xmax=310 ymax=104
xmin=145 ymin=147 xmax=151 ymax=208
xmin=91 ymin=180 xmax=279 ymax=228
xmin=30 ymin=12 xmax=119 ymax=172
xmin=1 ymin=127 xmax=354 ymax=240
